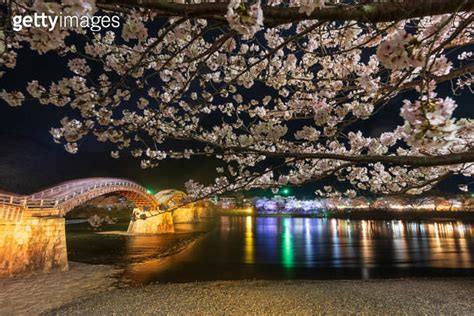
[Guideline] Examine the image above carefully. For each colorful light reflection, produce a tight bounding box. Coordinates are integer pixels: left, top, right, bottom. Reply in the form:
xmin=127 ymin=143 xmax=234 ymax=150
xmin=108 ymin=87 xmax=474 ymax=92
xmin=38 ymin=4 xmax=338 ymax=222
xmin=240 ymin=217 xmax=473 ymax=270
xmin=281 ymin=218 xmax=294 ymax=269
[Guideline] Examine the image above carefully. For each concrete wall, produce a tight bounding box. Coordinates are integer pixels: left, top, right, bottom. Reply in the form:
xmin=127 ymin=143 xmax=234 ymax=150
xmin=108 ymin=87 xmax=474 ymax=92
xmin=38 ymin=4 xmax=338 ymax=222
xmin=0 ymin=217 xmax=68 ymax=277
xmin=127 ymin=208 xmax=175 ymax=234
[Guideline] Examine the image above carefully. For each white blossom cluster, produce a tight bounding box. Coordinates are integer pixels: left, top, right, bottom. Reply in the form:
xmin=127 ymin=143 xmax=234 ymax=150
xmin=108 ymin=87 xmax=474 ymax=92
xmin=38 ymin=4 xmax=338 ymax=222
xmin=376 ymin=30 xmax=425 ymax=70
xmin=399 ymin=96 xmax=459 ymax=150
xmin=226 ymin=0 xmax=264 ymax=38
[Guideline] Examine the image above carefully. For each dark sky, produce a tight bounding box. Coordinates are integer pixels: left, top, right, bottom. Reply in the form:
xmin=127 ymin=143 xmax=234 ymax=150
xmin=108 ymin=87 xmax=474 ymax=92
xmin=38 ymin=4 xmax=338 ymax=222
xmin=0 ymin=41 xmax=472 ymax=196
xmin=0 ymin=48 xmax=220 ymax=194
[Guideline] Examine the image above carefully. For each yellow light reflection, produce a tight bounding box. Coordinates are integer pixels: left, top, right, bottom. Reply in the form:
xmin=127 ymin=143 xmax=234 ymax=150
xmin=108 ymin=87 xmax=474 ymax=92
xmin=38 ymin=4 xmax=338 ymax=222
xmin=361 ymin=220 xmax=374 ymax=269
xmin=244 ymin=215 xmax=255 ymax=264
xmin=392 ymin=220 xmax=409 ymax=265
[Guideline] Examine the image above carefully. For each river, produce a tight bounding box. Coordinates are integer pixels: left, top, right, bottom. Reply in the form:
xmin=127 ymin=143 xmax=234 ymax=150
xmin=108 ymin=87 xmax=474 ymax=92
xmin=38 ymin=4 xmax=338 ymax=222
xmin=67 ymin=216 xmax=474 ymax=284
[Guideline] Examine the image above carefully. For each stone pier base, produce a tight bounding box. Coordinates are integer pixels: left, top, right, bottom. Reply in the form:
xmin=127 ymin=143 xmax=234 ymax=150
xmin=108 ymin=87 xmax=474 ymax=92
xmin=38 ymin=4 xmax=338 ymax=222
xmin=0 ymin=217 xmax=68 ymax=277
xmin=172 ymin=201 xmax=217 ymax=223
xmin=195 ymin=200 xmax=216 ymax=221
xmin=172 ymin=206 xmax=197 ymax=223
xmin=127 ymin=208 xmax=175 ymax=234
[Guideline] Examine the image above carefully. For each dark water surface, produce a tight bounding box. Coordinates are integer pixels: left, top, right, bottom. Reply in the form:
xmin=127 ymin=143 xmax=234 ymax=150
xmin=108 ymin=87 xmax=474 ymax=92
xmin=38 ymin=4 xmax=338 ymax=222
xmin=68 ymin=216 xmax=474 ymax=284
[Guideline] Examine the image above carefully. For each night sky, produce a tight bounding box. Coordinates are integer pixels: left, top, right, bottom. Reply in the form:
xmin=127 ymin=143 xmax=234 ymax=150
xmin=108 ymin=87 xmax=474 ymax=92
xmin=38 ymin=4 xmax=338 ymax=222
xmin=0 ymin=47 xmax=220 ymax=194
xmin=0 ymin=41 xmax=472 ymax=196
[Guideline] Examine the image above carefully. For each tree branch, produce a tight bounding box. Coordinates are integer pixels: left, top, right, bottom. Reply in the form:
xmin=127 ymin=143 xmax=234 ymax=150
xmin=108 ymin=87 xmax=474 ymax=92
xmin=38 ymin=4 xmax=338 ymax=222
xmin=400 ymin=63 xmax=474 ymax=91
xmin=228 ymin=148 xmax=474 ymax=167
xmin=97 ymin=0 xmax=474 ymax=25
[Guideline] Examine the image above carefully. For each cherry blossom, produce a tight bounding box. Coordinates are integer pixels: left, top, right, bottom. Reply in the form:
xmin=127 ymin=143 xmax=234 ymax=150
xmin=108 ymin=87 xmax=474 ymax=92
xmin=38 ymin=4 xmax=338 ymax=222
xmin=376 ymin=30 xmax=425 ymax=70
xmin=67 ymin=58 xmax=91 ymax=76
xmin=226 ymin=0 xmax=263 ymax=37
xmin=0 ymin=0 xmax=472 ymax=200
xmin=298 ymin=0 xmax=325 ymax=16
xmin=122 ymin=13 xmax=148 ymax=42
xmin=0 ymin=91 xmax=24 ymax=107
xmin=400 ymin=96 xmax=459 ymax=150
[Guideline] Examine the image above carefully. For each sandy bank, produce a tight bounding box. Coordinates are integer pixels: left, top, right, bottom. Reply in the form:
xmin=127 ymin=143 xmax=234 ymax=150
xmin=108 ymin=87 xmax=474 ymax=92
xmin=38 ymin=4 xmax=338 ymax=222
xmin=0 ymin=262 xmax=123 ymax=315
xmin=51 ymin=278 xmax=473 ymax=315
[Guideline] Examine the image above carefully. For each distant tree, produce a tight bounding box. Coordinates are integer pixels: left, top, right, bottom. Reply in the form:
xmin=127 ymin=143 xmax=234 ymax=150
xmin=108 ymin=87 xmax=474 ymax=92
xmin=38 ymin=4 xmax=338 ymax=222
xmin=0 ymin=0 xmax=473 ymax=199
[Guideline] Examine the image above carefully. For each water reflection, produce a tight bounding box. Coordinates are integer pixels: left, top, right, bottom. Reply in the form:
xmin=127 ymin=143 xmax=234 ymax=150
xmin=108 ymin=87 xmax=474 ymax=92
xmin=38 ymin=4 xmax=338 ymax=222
xmin=266 ymin=218 xmax=473 ymax=269
xmin=122 ymin=217 xmax=474 ymax=283
xmin=244 ymin=216 xmax=255 ymax=264
xmin=281 ymin=218 xmax=294 ymax=268
xmin=304 ymin=218 xmax=312 ymax=267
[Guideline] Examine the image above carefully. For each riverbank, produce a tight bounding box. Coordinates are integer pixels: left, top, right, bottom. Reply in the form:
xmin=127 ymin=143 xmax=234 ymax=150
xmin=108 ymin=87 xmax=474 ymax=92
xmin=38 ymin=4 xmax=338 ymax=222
xmin=0 ymin=227 xmax=207 ymax=315
xmin=51 ymin=278 xmax=473 ymax=315
xmin=0 ymin=262 xmax=124 ymax=315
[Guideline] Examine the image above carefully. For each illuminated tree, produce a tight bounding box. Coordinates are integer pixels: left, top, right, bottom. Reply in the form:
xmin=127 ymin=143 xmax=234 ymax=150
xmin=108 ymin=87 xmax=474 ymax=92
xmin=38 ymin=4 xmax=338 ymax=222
xmin=0 ymin=0 xmax=473 ymax=199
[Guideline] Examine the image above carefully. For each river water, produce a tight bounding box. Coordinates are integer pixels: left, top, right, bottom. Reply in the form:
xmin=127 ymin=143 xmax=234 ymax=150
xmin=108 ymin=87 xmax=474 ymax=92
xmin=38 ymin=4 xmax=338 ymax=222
xmin=68 ymin=216 xmax=474 ymax=284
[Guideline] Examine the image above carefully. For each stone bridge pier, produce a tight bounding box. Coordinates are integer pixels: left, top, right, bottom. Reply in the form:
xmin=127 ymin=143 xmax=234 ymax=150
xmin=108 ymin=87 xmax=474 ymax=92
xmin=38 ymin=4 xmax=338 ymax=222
xmin=127 ymin=208 xmax=175 ymax=234
xmin=0 ymin=208 xmax=176 ymax=278
xmin=0 ymin=210 xmax=68 ymax=278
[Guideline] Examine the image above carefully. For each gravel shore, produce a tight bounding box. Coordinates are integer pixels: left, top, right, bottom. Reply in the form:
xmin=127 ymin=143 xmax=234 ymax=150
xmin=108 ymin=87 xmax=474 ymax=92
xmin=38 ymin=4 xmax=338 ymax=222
xmin=0 ymin=262 xmax=123 ymax=315
xmin=51 ymin=278 xmax=474 ymax=315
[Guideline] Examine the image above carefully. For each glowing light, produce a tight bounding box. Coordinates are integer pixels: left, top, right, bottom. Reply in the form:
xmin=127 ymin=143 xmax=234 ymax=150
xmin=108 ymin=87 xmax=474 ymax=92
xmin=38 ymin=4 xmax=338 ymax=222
xmin=230 ymin=207 xmax=254 ymax=214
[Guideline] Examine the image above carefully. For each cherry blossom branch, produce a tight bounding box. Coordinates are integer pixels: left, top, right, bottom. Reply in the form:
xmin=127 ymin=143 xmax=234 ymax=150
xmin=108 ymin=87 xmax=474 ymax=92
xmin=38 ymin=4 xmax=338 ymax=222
xmin=399 ymin=63 xmax=474 ymax=91
xmin=97 ymin=0 xmax=474 ymax=24
xmin=226 ymin=148 xmax=474 ymax=167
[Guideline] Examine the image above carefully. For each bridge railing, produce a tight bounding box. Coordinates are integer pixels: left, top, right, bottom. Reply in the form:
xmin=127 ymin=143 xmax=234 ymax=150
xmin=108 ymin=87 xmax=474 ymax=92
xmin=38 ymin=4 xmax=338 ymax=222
xmin=0 ymin=194 xmax=27 ymax=206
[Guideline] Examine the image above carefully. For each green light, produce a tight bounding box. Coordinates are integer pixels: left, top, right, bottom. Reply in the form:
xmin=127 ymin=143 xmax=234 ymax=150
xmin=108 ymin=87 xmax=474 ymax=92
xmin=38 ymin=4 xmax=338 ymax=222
xmin=146 ymin=189 xmax=154 ymax=195
xmin=281 ymin=218 xmax=294 ymax=269
xmin=281 ymin=187 xmax=290 ymax=195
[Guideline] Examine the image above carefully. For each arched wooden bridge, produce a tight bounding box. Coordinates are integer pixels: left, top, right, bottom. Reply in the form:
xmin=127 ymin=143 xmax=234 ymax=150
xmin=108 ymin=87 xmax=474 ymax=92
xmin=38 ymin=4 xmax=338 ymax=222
xmin=0 ymin=178 xmax=212 ymax=277
xmin=0 ymin=177 xmax=176 ymax=222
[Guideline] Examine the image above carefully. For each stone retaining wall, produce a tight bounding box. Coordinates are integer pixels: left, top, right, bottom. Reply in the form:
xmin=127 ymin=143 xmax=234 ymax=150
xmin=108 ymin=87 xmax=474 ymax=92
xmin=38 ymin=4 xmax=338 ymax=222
xmin=0 ymin=216 xmax=68 ymax=277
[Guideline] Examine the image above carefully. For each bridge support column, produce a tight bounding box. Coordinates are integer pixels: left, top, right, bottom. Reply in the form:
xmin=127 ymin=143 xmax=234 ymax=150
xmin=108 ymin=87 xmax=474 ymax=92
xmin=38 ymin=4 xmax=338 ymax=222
xmin=0 ymin=216 xmax=68 ymax=277
xmin=127 ymin=208 xmax=175 ymax=234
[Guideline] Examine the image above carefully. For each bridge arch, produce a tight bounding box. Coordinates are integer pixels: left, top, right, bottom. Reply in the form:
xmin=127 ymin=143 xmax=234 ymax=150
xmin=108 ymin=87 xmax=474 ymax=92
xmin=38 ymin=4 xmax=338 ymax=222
xmin=0 ymin=178 xmax=165 ymax=222
xmin=153 ymin=189 xmax=195 ymax=223
xmin=154 ymin=189 xmax=188 ymax=208
xmin=29 ymin=177 xmax=160 ymax=216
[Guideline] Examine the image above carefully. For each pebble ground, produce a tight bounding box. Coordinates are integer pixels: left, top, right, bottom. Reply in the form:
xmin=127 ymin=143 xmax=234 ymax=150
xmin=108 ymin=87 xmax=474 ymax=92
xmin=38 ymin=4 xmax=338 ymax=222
xmin=0 ymin=262 xmax=122 ymax=315
xmin=51 ymin=278 xmax=474 ymax=315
